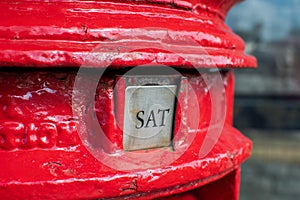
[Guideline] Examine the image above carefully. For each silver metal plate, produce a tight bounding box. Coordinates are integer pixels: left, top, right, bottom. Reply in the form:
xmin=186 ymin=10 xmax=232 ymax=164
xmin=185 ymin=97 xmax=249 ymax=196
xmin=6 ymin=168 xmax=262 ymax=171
xmin=123 ymin=85 xmax=177 ymax=151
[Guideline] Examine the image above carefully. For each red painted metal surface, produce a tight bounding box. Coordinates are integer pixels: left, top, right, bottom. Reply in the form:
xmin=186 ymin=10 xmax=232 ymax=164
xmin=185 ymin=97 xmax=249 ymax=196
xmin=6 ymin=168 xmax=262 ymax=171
xmin=0 ymin=69 xmax=251 ymax=199
xmin=0 ymin=0 xmax=256 ymax=199
xmin=0 ymin=0 xmax=256 ymax=68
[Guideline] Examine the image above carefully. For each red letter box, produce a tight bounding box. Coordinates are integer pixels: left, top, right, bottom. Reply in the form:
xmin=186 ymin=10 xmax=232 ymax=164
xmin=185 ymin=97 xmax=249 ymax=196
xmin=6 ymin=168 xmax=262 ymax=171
xmin=0 ymin=0 xmax=256 ymax=199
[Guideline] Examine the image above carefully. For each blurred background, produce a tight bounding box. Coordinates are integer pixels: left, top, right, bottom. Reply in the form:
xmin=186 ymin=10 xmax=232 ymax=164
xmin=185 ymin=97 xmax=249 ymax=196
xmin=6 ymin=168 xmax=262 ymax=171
xmin=226 ymin=0 xmax=300 ymax=199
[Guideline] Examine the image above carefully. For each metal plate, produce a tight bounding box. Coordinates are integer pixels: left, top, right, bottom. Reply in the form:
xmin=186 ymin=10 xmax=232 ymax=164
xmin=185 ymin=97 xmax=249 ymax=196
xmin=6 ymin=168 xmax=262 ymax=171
xmin=123 ymin=85 xmax=177 ymax=151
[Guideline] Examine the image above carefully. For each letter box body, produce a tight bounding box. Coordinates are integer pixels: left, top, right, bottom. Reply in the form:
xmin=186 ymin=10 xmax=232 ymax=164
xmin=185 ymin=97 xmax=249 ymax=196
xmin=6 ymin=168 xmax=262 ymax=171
xmin=0 ymin=0 xmax=256 ymax=199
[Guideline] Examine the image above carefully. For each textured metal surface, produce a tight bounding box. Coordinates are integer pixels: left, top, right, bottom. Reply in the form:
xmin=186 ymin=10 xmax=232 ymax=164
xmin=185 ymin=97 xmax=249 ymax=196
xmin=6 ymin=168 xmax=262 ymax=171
xmin=0 ymin=0 xmax=257 ymax=68
xmin=155 ymin=168 xmax=241 ymax=200
xmin=123 ymin=85 xmax=177 ymax=151
xmin=0 ymin=69 xmax=252 ymax=199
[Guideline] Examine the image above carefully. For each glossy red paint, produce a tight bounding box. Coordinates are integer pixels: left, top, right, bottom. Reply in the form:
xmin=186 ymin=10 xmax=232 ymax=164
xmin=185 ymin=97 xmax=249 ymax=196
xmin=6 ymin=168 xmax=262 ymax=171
xmin=0 ymin=0 xmax=256 ymax=199
xmin=156 ymin=167 xmax=241 ymax=200
xmin=0 ymin=0 xmax=256 ymax=68
xmin=0 ymin=69 xmax=251 ymax=199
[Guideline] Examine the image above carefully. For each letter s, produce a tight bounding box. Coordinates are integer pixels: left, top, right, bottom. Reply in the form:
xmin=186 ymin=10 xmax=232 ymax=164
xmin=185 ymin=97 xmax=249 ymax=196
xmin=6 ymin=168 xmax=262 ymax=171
xmin=135 ymin=110 xmax=144 ymax=129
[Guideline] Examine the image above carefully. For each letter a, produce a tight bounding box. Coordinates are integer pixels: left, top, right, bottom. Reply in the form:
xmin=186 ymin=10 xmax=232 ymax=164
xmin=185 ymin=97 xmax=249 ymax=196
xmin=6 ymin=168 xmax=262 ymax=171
xmin=145 ymin=110 xmax=158 ymax=128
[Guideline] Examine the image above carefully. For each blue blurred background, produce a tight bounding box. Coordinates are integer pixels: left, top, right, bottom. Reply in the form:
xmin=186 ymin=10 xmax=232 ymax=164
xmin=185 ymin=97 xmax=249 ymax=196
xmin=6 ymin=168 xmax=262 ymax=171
xmin=226 ymin=0 xmax=300 ymax=199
